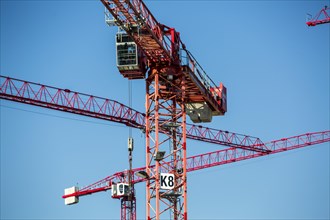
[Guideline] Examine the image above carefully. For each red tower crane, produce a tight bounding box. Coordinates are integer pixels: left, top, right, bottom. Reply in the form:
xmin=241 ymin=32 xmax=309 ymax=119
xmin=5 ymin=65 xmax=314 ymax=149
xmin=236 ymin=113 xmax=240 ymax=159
xmin=1 ymin=75 xmax=329 ymax=219
xmin=1 ymin=1 xmax=329 ymax=219
xmin=99 ymin=0 xmax=231 ymax=217
xmin=306 ymin=6 xmax=330 ymax=26
xmin=100 ymin=0 xmax=228 ymax=218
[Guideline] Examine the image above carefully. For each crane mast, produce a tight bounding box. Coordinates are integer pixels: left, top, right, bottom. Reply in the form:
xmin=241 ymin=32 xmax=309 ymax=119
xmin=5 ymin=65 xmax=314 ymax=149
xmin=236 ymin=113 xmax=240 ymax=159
xmin=100 ymin=0 xmax=227 ymax=219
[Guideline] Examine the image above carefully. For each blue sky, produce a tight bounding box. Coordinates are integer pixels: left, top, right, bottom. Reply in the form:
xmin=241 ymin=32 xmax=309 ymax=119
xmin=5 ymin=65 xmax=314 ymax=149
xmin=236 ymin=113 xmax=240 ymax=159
xmin=1 ymin=0 xmax=329 ymax=219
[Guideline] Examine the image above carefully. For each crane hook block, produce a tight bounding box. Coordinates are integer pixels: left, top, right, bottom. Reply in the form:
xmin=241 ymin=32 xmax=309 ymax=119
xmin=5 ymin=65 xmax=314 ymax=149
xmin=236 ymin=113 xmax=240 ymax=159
xmin=128 ymin=137 xmax=134 ymax=151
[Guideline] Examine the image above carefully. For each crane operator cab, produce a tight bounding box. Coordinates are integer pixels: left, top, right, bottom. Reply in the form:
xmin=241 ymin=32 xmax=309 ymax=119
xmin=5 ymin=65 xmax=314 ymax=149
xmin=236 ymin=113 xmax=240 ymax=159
xmin=116 ymin=32 xmax=147 ymax=79
xmin=111 ymin=183 xmax=130 ymax=199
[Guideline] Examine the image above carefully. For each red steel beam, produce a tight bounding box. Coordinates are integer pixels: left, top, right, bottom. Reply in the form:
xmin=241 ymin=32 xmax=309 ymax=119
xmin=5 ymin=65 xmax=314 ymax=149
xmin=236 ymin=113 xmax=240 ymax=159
xmin=101 ymin=0 xmax=173 ymax=64
xmin=63 ymin=130 xmax=329 ymax=199
xmin=185 ymin=125 xmax=266 ymax=152
xmin=0 ymin=75 xmax=267 ymax=152
xmin=306 ymin=6 xmax=330 ymax=26
xmin=0 ymin=75 xmax=144 ymax=129
xmin=186 ymin=130 xmax=329 ymax=172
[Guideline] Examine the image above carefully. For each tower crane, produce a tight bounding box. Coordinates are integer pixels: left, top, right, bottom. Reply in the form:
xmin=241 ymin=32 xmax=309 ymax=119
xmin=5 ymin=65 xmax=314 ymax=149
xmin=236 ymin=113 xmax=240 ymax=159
xmin=1 ymin=1 xmax=329 ymax=219
xmin=306 ymin=6 xmax=330 ymax=26
xmin=1 ymin=75 xmax=329 ymax=219
xmin=99 ymin=0 xmax=228 ymax=218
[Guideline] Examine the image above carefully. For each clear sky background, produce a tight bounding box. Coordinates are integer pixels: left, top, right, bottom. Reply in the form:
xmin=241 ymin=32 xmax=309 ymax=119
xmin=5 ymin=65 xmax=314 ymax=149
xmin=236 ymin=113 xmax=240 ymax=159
xmin=1 ymin=0 xmax=329 ymax=219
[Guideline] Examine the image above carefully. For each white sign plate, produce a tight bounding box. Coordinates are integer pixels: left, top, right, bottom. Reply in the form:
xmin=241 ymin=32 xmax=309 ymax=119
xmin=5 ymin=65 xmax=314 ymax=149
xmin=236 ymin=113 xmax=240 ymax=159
xmin=160 ymin=173 xmax=175 ymax=190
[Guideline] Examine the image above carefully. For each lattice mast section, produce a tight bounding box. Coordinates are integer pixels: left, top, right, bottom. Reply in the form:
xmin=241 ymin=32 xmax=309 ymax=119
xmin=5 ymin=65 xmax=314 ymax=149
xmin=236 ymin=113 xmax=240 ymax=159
xmin=145 ymin=67 xmax=188 ymax=219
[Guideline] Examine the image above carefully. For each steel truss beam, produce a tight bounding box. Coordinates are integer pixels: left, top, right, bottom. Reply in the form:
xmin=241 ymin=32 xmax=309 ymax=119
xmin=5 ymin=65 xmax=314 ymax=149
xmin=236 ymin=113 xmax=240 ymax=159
xmin=306 ymin=6 xmax=330 ymax=26
xmin=62 ymin=130 xmax=330 ymax=199
xmin=0 ymin=75 xmax=144 ymax=128
xmin=0 ymin=75 xmax=267 ymax=152
xmin=101 ymin=0 xmax=175 ymax=64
